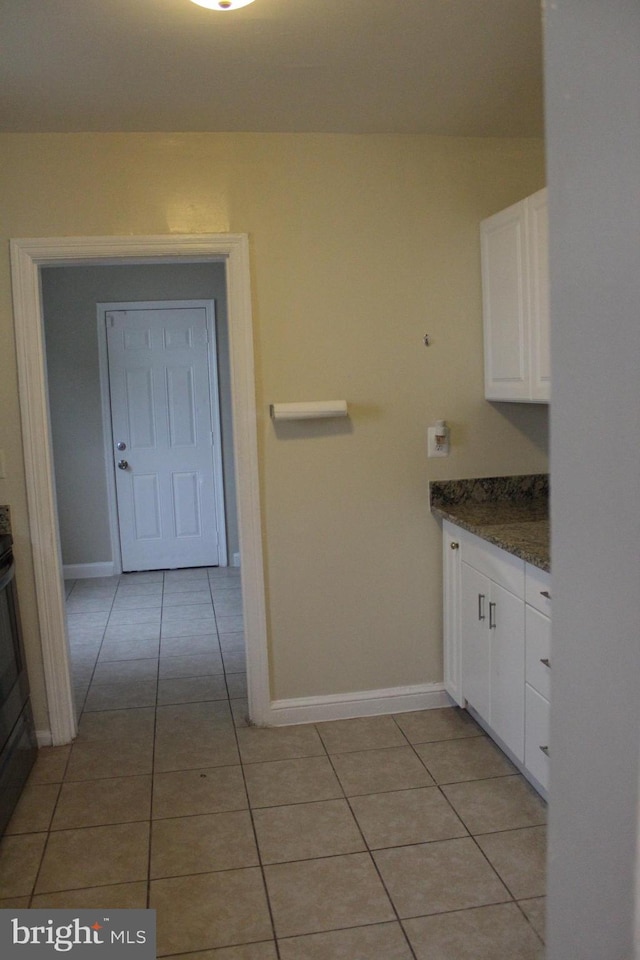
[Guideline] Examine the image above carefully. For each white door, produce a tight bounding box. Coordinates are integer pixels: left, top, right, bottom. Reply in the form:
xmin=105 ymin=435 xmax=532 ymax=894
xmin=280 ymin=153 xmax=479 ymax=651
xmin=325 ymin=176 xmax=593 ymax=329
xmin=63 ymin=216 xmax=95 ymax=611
xmin=105 ymin=301 xmax=226 ymax=572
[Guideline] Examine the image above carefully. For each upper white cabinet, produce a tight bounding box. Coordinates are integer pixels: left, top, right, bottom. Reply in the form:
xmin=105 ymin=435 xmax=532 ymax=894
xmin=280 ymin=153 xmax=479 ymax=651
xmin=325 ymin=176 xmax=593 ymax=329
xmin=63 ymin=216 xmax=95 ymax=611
xmin=481 ymin=187 xmax=550 ymax=403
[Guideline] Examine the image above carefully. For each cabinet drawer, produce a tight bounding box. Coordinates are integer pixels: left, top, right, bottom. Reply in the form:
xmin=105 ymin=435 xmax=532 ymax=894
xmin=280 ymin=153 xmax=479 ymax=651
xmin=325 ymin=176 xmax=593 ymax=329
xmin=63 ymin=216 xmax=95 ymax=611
xmin=525 ymin=683 xmax=550 ymax=791
xmin=525 ymin=563 xmax=551 ymax=615
xmin=525 ymin=605 xmax=551 ymax=700
xmin=462 ymin=530 xmax=525 ymax=598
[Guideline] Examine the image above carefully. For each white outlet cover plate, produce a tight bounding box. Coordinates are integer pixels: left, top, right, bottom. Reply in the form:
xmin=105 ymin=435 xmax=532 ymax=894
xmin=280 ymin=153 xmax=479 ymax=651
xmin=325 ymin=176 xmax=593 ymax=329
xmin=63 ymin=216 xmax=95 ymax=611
xmin=427 ymin=427 xmax=449 ymax=458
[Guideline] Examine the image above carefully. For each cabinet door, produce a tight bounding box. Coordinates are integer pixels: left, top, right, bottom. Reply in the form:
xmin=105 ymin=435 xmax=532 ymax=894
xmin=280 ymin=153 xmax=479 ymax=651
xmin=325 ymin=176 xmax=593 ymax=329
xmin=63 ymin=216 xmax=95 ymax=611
xmin=461 ymin=561 xmax=491 ymax=719
xmin=481 ymin=199 xmax=531 ymax=401
xmin=525 ymin=562 xmax=551 ymax=616
xmin=490 ymin=582 xmax=525 ymax=761
xmin=525 ymin=604 xmax=551 ymax=701
xmin=525 ymin=683 xmax=550 ymax=791
xmin=528 ymin=188 xmax=551 ymax=401
xmin=443 ymin=524 xmax=464 ymax=706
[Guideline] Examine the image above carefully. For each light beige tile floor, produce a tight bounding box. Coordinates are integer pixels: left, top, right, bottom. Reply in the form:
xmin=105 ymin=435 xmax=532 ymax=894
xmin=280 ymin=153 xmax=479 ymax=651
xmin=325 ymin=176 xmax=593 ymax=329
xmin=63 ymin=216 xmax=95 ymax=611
xmin=0 ymin=567 xmax=547 ymax=958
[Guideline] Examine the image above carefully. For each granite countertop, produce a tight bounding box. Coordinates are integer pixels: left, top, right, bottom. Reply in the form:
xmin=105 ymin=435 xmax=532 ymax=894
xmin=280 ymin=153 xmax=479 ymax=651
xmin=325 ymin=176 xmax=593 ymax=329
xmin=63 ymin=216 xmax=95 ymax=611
xmin=0 ymin=506 xmax=11 ymax=536
xmin=429 ymin=475 xmax=550 ymax=572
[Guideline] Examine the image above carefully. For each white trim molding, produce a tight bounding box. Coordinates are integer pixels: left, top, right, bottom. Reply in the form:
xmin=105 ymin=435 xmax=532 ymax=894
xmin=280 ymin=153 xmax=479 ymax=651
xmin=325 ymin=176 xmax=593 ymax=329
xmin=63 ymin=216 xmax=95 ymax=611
xmin=9 ymin=234 xmax=271 ymax=744
xmin=268 ymin=683 xmax=453 ymax=727
xmin=63 ymin=563 xmax=117 ymax=580
xmin=36 ymin=729 xmax=54 ymax=748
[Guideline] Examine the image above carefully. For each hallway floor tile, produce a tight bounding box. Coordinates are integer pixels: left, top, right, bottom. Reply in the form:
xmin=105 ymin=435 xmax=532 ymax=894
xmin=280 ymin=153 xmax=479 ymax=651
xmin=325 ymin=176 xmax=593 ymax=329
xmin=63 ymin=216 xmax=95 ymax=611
xmin=0 ymin=567 xmax=546 ymax=958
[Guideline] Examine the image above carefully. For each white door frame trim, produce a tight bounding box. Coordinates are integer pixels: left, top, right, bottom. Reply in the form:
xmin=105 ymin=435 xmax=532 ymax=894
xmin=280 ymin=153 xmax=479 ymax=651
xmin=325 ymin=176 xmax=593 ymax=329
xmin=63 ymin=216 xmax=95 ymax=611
xmin=97 ymin=298 xmax=228 ymax=575
xmin=9 ymin=234 xmax=270 ymax=744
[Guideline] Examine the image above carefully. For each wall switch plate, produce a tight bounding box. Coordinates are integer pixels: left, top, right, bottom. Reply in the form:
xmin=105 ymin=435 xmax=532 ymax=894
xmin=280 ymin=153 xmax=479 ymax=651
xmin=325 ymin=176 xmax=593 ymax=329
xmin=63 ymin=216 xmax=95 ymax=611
xmin=427 ymin=427 xmax=449 ymax=457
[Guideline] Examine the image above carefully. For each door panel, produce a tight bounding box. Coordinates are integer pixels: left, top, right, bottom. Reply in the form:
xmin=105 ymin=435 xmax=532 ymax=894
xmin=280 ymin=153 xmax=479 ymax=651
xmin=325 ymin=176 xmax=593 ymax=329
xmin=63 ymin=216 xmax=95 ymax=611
xmin=172 ymin=472 xmax=201 ymax=537
xmin=481 ymin=199 xmax=530 ymax=400
xmin=461 ymin=561 xmax=491 ymax=719
xmin=167 ymin=367 xmax=197 ymax=446
xmin=126 ymin=368 xmax=156 ymax=447
xmin=490 ymin=582 xmax=525 ymax=761
xmin=106 ymin=302 xmax=224 ymax=571
xmin=132 ymin=474 xmax=162 ymax=540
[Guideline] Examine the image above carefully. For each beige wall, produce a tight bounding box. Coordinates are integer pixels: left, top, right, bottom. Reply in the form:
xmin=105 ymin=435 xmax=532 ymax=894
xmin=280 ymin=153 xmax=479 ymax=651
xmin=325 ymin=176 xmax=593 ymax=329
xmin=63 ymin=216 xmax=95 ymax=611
xmin=0 ymin=133 xmax=547 ymax=730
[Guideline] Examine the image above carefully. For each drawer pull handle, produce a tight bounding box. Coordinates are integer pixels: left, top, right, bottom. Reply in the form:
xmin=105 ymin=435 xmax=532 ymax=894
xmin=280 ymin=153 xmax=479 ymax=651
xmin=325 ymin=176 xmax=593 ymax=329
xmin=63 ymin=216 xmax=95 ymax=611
xmin=478 ymin=594 xmax=486 ymax=621
xmin=540 ymin=657 xmax=551 ymax=669
xmin=539 ymin=745 xmax=550 ymax=757
xmin=489 ymin=601 xmax=496 ymax=630
xmin=540 ymin=590 xmax=551 ymax=600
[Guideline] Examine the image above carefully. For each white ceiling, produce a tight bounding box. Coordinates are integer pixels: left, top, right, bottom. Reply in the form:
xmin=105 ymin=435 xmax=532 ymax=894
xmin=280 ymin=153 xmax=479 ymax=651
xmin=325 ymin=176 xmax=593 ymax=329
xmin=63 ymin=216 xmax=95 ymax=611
xmin=0 ymin=0 xmax=544 ymax=136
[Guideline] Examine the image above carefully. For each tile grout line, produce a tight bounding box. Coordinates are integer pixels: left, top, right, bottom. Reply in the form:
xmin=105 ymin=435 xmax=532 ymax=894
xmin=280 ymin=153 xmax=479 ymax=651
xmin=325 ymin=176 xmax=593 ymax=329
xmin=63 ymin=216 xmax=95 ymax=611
xmin=321 ymin=739 xmax=420 ymax=960
xmin=6 ymin=571 xmax=544 ymax=954
xmin=322 ymin=712 xmax=544 ymax=951
xmin=403 ymin=720 xmax=547 ymax=940
xmin=69 ymin=577 xmax=119 ymax=716
xmin=396 ymin=721 xmax=524 ymax=916
xmin=145 ymin=571 xmax=166 ymax=911
xmin=207 ymin=567 xmax=283 ymax=956
xmin=226 ymin=655 xmax=283 ymax=958
xmin=26 ymin=578 xmax=122 ymax=906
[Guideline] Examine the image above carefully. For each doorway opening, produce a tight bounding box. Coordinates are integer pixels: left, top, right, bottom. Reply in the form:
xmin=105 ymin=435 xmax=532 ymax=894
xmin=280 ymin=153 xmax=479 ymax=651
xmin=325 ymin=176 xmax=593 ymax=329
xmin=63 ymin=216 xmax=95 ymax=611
xmin=10 ymin=235 xmax=270 ymax=745
xmin=42 ymin=262 xmax=235 ymax=579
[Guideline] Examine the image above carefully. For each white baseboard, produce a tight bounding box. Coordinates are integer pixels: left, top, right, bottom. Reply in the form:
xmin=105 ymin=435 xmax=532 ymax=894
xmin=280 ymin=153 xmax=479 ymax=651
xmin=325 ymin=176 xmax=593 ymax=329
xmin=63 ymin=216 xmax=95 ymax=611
xmin=266 ymin=682 xmax=453 ymax=726
xmin=36 ymin=729 xmax=53 ymax=748
xmin=63 ymin=562 xmax=117 ymax=580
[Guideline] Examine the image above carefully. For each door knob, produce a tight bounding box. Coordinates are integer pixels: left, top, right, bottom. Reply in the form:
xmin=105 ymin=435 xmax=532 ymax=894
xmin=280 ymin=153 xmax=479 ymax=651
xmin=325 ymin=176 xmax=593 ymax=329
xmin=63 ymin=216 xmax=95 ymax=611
xmin=117 ymin=459 xmax=129 ymax=470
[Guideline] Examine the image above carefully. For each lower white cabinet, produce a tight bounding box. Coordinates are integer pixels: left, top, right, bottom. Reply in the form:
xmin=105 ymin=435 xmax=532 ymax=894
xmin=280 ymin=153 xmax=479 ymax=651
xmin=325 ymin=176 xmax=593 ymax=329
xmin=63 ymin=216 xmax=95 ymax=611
xmin=461 ymin=559 xmax=525 ymax=761
xmin=524 ymin=600 xmax=551 ymax=791
xmin=525 ymin=605 xmax=551 ymax=701
xmin=490 ymin=580 xmax=527 ymax=763
xmin=460 ymin=561 xmax=492 ymax=721
xmin=525 ymin=684 xmax=550 ymax=791
xmin=443 ymin=520 xmax=551 ymax=795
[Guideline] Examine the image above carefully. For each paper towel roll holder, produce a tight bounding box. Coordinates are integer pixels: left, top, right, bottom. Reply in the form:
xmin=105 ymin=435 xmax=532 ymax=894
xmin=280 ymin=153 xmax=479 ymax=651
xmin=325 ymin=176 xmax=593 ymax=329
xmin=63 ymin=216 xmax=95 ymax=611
xmin=270 ymin=400 xmax=348 ymax=421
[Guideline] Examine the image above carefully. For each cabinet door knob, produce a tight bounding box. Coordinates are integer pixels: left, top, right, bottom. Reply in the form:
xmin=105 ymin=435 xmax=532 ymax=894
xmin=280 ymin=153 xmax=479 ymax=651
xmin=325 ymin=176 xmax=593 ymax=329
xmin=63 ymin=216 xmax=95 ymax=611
xmin=450 ymin=542 xmax=459 ymax=550
xmin=539 ymin=745 xmax=550 ymax=757
xmin=540 ymin=657 xmax=551 ymax=669
xmin=540 ymin=590 xmax=551 ymax=600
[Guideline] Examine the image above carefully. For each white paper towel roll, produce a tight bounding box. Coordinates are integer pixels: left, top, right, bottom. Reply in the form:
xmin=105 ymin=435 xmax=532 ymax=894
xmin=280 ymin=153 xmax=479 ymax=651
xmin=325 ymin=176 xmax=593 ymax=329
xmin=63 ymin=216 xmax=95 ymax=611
xmin=270 ymin=400 xmax=348 ymax=421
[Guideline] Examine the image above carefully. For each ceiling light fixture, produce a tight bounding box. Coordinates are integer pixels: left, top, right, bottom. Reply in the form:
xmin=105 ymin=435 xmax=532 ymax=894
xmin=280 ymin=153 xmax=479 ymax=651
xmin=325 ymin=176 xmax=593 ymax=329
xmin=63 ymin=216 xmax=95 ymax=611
xmin=189 ymin=0 xmax=256 ymax=10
